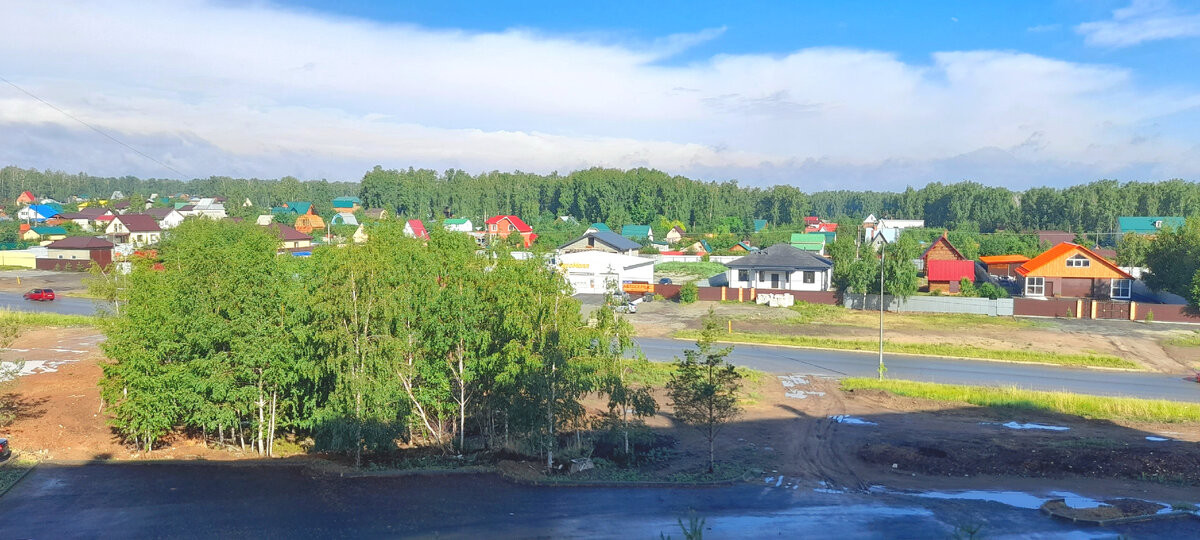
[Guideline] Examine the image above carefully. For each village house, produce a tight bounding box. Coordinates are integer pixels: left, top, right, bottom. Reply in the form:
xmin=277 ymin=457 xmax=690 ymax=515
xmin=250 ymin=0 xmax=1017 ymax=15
xmin=443 ymin=217 xmax=472 ymax=232
xmin=584 ymin=223 xmax=611 ymax=234
xmin=789 ymin=233 xmax=827 ymax=255
xmin=926 ymin=260 xmax=977 ymax=294
xmin=664 ymin=226 xmax=685 ymax=243
xmin=268 ymin=223 xmax=313 ymax=254
xmin=15 ymin=191 xmax=36 ymax=205
xmin=725 ymin=243 xmax=833 ymax=291
xmin=22 ymin=226 xmax=67 ymax=244
xmin=58 ymin=207 xmax=113 ymax=232
xmin=352 ymin=225 xmax=369 ymax=244
xmin=146 ymin=207 xmax=186 ymax=229
xmin=862 ymin=215 xmax=924 ymax=246
xmin=980 ymin=255 xmax=1030 ymax=278
xmin=1016 ymin=243 xmax=1133 ymax=300
xmin=403 ymin=219 xmax=429 ymax=240
xmin=362 ymin=208 xmax=389 ymax=220
xmin=921 ymin=232 xmax=966 ymax=269
xmin=294 ymin=213 xmax=326 ymax=235
xmin=36 ymin=236 xmax=114 ymax=271
xmin=1036 ymin=230 xmax=1076 ymax=247
xmin=484 ymin=215 xmax=537 ymax=247
xmin=255 ymin=214 xmax=275 ymax=226
xmin=189 ymin=198 xmax=227 ymax=219
xmin=558 ymin=230 xmax=642 ymax=256
xmin=16 ymin=204 xmax=60 ymax=223
xmin=331 ymin=196 xmax=362 ymax=212
xmin=105 ymin=214 xmax=162 ymax=247
xmin=1117 ymin=216 xmax=1185 ymax=236
xmin=557 ymin=250 xmax=656 ymax=295
xmin=620 ymin=224 xmax=654 ymax=242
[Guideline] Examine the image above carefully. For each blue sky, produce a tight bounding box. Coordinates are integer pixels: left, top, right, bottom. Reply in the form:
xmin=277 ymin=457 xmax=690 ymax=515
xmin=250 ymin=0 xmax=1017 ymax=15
xmin=2 ymin=0 xmax=1200 ymax=190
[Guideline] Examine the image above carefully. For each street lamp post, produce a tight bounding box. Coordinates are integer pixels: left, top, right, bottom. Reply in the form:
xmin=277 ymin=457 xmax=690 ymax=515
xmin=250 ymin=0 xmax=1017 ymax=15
xmin=875 ymin=233 xmax=888 ymax=380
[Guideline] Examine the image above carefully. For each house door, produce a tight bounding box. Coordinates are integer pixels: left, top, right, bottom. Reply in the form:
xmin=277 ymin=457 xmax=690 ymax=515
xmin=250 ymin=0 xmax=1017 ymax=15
xmin=770 ymin=273 xmax=780 ymax=288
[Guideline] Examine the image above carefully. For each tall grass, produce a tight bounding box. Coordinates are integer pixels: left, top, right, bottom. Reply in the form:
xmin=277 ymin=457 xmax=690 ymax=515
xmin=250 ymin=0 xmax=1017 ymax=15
xmin=0 ymin=310 xmax=99 ymax=328
xmin=675 ymin=330 xmax=1139 ymax=369
xmin=841 ymin=378 xmax=1200 ymax=423
xmin=1167 ymin=331 xmax=1200 ymax=347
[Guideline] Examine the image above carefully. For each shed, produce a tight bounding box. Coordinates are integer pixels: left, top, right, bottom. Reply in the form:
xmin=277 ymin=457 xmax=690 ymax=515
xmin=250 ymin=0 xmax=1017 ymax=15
xmin=926 ymin=260 xmax=976 ymax=294
xmin=979 ymin=255 xmax=1030 ymax=278
xmin=557 ymin=251 xmax=656 ymax=295
xmin=38 ymin=236 xmax=114 ymax=271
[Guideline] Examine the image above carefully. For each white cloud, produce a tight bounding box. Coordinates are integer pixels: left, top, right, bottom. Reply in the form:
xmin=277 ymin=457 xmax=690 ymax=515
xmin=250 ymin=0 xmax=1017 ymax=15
xmin=1077 ymin=0 xmax=1200 ymax=47
xmin=0 ymin=0 xmax=1198 ymax=189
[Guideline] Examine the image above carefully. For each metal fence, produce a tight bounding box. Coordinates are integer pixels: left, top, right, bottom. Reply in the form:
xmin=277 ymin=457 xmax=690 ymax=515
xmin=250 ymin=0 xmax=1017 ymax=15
xmin=843 ymin=294 xmax=1014 ymax=316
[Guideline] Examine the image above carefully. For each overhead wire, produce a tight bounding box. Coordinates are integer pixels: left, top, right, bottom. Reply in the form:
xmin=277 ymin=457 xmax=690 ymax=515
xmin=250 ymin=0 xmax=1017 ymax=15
xmin=0 ymin=76 xmax=189 ymax=180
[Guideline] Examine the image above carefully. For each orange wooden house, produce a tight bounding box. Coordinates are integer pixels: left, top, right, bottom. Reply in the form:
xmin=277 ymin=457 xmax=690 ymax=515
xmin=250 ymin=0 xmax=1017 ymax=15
xmin=980 ymin=255 xmax=1030 ymax=278
xmin=294 ymin=213 xmax=326 ymax=235
xmin=1015 ymin=243 xmax=1132 ymax=299
xmin=16 ymin=191 xmax=36 ymax=205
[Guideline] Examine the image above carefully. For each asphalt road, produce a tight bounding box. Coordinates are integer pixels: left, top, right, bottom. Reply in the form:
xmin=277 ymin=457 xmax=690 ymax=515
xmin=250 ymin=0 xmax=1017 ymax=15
xmin=636 ymin=337 xmax=1200 ymax=403
xmin=0 ymin=291 xmax=104 ymax=316
xmin=2 ymin=463 xmax=1184 ymax=539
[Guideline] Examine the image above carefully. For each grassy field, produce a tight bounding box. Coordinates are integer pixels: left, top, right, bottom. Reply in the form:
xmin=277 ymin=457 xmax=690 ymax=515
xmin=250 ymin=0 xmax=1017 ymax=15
xmin=0 ymin=452 xmax=40 ymax=497
xmin=783 ymin=301 xmax=1039 ymax=330
xmin=842 ymin=378 xmax=1200 ymax=423
xmin=1167 ymin=331 xmax=1200 ymax=347
xmin=675 ymin=330 xmax=1139 ymax=369
xmin=0 ymin=310 xmax=98 ymax=328
xmin=655 ymin=262 xmax=729 ymax=279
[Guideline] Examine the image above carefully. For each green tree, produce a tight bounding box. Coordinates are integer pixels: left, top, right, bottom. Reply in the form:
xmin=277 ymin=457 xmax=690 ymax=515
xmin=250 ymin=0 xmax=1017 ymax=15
xmin=666 ymin=311 xmax=741 ymax=473
xmin=590 ymin=297 xmax=657 ymax=459
xmin=1116 ymin=232 xmax=1153 ymax=267
xmin=1143 ymin=218 xmax=1200 ymax=300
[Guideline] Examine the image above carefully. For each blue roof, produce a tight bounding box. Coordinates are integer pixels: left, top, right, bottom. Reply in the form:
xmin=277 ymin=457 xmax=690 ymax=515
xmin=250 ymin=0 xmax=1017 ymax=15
xmin=1118 ymin=216 xmax=1185 ymax=235
xmin=27 ymin=204 xmax=60 ymax=220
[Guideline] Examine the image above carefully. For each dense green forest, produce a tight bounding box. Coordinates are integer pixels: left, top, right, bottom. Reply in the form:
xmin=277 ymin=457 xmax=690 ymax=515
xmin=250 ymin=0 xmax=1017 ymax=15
xmin=3 ymin=165 xmax=1198 ymax=235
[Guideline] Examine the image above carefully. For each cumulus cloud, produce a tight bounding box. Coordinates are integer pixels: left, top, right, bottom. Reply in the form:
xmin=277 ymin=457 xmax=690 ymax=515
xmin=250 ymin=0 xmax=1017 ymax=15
xmin=0 ymin=0 xmax=1198 ymax=189
xmin=1077 ymin=0 xmax=1200 ymax=47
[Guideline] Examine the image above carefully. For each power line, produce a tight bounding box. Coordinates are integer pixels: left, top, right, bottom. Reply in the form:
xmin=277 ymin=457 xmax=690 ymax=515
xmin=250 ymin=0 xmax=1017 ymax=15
xmin=0 ymin=76 xmax=189 ymax=179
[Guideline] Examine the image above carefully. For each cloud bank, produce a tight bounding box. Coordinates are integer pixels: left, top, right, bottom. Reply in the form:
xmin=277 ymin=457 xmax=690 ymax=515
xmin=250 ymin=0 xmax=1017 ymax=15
xmin=1 ymin=0 xmax=1199 ymax=189
xmin=1077 ymin=0 xmax=1200 ymax=47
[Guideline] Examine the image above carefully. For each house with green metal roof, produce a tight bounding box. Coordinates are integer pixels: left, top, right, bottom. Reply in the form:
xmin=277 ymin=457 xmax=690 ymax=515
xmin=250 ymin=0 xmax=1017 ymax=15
xmin=621 ymin=224 xmax=654 ymax=242
xmin=332 ymin=196 xmax=361 ymax=211
xmin=443 ymin=218 xmax=473 ymax=232
xmin=1117 ymin=216 xmax=1185 ymax=235
xmin=24 ymin=226 xmax=67 ymax=243
xmin=585 ymin=223 xmax=611 ymax=234
xmin=753 ymin=219 xmax=767 ymax=233
xmin=284 ymin=202 xmax=314 ymax=215
xmin=789 ymin=233 xmax=827 ymax=254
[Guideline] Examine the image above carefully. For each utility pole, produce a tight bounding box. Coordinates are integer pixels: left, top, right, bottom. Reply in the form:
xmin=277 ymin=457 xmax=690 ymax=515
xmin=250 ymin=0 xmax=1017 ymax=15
xmin=876 ymin=233 xmax=888 ymax=380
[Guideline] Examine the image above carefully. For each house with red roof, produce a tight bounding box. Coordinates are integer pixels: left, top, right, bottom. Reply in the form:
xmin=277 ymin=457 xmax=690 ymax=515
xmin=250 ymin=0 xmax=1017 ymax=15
xmin=16 ymin=191 xmax=36 ymax=205
xmin=266 ymin=223 xmax=313 ymax=254
xmin=403 ymin=219 xmax=429 ymax=240
xmin=483 ymin=215 xmax=537 ymax=247
xmin=921 ymin=232 xmax=966 ymax=270
xmin=926 ymin=260 xmax=977 ymax=294
xmin=37 ymin=237 xmax=115 ymax=271
xmin=1016 ymin=243 xmax=1132 ymax=299
xmin=104 ymin=214 xmax=162 ymax=247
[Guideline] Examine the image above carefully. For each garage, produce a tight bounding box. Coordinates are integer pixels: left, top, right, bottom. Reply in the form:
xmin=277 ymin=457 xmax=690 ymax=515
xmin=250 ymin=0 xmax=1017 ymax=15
xmin=556 ymin=251 xmax=655 ymax=295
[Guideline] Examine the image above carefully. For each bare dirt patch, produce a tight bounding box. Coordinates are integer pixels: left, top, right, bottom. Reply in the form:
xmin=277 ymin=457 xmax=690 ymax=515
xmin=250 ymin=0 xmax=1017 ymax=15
xmin=0 ymin=270 xmax=89 ymax=296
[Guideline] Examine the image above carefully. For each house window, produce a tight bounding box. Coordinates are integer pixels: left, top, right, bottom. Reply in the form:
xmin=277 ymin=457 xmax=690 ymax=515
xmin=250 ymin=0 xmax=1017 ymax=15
xmin=1154 ymin=220 xmax=1163 ymax=229
xmin=738 ymin=270 xmax=749 ymax=283
xmin=1111 ymin=278 xmax=1131 ymax=299
xmin=803 ymin=271 xmax=815 ymax=284
xmin=1065 ymin=255 xmax=1090 ymax=268
xmin=1025 ymin=276 xmax=1045 ymax=296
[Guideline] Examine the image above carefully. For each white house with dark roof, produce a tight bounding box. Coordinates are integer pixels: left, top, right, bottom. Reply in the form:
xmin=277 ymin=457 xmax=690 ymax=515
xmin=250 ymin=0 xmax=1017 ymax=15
xmin=557 ymin=230 xmax=642 ymax=256
xmin=724 ymin=243 xmax=833 ymax=291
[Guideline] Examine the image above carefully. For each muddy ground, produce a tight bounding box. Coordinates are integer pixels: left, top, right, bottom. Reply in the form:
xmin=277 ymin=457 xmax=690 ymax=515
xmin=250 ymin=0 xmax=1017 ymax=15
xmin=626 ymin=299 xmax=1200 ymax=373
xmin=4 ymin=324 xmax=1200 ymax=506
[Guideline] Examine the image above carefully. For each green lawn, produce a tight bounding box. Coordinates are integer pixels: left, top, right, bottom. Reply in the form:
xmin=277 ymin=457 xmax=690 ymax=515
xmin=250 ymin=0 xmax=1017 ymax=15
xmin=674 ymin=330 xmax=1139 ymax=369
xmin=1167 ymin=331 xmax=1200 ymax=347
xmin=0 ymin=310 xmax=99 ymax=328
xmin=841 ymin=378 xmax=1200 ymax=423
xmin=655 ymin=262 xmax=729 ymax=279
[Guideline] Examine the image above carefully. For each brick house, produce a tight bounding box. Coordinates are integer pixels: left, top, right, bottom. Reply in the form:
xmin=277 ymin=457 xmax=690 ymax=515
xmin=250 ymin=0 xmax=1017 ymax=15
xmin=484 ymin=215 xmax=537 ymax=247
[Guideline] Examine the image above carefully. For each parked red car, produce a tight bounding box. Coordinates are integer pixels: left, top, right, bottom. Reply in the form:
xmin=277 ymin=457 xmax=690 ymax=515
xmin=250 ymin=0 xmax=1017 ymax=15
xmin=23 ymin=289 xmax=55 ymax=301
xmin=0 ymin=438 xmax=10 ymax=460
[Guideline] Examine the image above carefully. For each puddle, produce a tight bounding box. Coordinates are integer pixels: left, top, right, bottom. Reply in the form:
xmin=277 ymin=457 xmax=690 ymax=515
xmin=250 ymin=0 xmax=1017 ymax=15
xmin=785 ymin=390 xmax=825 ymax=399
xmin=778 ymin=375 xmax=809 ymax=387
xmin=1145 ymin=436 xmax=1170 ymax=442
xmin=981 ymin=421 xmax=1069 ymax=431
xmin=830 ymin=415 xmax=877 ymax=426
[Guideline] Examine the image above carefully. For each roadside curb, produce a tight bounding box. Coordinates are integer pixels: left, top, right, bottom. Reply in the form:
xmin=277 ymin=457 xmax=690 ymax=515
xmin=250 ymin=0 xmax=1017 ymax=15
xmin=666 ymin=335 xmax=1147 ymax=373
xmin=0 ymin=453 xmax=40 ymax=499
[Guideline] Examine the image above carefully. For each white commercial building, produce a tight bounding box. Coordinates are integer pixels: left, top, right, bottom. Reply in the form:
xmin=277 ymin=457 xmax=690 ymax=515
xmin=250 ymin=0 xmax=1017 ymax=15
xmin=557 ymin=251 xmax=655 ymax=295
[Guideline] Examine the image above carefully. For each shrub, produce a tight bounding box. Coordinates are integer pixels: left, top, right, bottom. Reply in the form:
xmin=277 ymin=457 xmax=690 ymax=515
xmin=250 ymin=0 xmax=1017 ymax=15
xmin=1146 ymin=309 xmax=1155 ymax=322
xmin=679 ymin=282 xmax=698 ymax=304
xmin=977 ymin=282 xmax=1009 ymax=299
